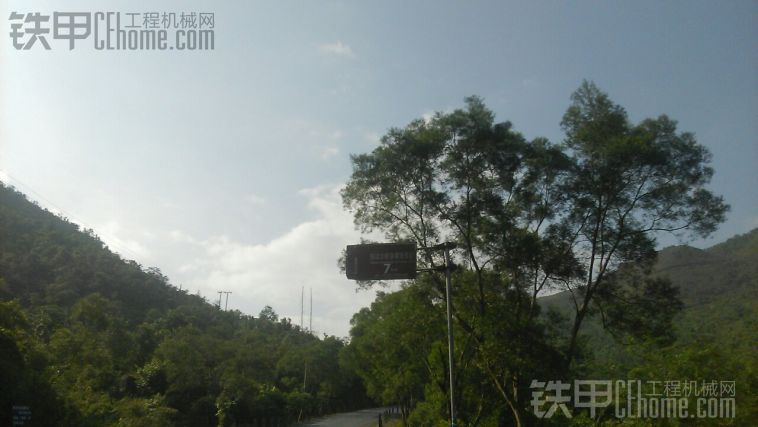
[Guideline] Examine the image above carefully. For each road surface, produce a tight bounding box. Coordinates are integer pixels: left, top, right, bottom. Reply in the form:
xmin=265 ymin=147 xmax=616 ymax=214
xmin=299 ymin=408 xmax=389 ymax=427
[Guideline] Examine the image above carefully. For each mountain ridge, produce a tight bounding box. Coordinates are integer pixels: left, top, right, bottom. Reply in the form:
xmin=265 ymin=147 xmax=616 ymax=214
xmin=539 ymin=228 xmax=758 ymax=311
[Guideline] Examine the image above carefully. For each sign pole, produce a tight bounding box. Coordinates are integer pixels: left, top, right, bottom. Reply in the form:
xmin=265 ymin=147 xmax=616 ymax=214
xmin=444 ymin=246 xmax=456 ymax=427
xmin=343 ymin=241 xmax=455 ymax=425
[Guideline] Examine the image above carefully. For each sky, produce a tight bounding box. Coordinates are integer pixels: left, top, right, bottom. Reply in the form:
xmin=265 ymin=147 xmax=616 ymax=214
xmin=1 ymin=0 xmax=756 ymax=337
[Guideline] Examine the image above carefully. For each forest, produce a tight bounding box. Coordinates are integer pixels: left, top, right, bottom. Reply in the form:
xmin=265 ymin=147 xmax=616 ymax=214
xmin=0 ymin=183 xmax=371 ymax=426
xmin=1 ymin=82 xmax=755 ymax=426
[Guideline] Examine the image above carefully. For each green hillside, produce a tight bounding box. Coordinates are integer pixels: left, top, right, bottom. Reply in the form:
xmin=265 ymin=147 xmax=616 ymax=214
xmin=0 ymin=183 xmax=371 ymax=426
xmin=540 ymin=229 xmax=758 ymax=310
xmin=539 ymin=229 xmax=758 ymax=423
xmin=539 ymin=229 xmax=758 ymax=341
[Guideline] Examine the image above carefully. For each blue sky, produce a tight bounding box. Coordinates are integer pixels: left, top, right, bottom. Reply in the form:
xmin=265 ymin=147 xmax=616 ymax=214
xmin=2 ymin=0 xmax=756 ymax=336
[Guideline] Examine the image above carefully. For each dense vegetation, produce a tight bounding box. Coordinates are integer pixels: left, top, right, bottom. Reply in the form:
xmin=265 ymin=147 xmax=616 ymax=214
xmin=346 ymin=231 xmax=757 ymax=426
xmin=0 ymin=184 xmax=371 ymax=426
xmin=2 ymin=81 xmax=755 ymax=426
xmin=341 ymin=82 xmax=755 ymax=426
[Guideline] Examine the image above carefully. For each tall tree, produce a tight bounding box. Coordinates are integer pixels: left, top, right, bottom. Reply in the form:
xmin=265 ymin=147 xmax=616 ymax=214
xmin=343 ymin=96 xmax=576 ymax=425
xmin=342 ymin=82 xmax=728 ymax=425
xmin=557 ymin=81 xmax=728 ymax=367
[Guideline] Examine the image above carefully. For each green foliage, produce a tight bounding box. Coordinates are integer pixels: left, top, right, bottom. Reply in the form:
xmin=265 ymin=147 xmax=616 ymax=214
xmin=557 ymin=81 xmax=729 ymax=366
xmin=565 ymin=231 xmax=758 ymax=425
xmin=0 ymin=301 xmax=71 ymax=426
xmin=346 ymin=272 xmax=569 ymax=426
xmin=342 ymin=82 xmax=735 ymax=426
xmin=112 ymin=395 xmax=177 ymax=427
xmin=0 ymin=182 xmax=371 ymax=426
xmin=344 ymin=284 xmax=441 ymax=410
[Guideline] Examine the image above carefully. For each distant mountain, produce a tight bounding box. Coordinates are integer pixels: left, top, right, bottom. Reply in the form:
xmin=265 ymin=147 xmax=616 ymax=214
xmin=540 ymin=228 xmax=758 ymax=314
xmin=656 ymin=230 xmax=758 ymax=307
xmin=539 ymin=228 xmax=758 ymax=376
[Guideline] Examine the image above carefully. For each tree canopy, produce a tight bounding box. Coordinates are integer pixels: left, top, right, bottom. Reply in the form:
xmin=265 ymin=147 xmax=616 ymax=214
xmin=342 ymin=81 xmax=730 ymax=426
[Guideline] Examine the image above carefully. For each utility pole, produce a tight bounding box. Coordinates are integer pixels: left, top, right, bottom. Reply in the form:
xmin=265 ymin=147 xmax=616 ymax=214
xmin=223 ymin=291 xmax=232 ymax=311
xmin=344 ymin=241 xmax=456 ymax=426
xmin=217 ymin=291 xmax=232 ymax=310
xmin=300 ymin=286 xmax=304 ymax=330
xmin=303 ymin=360 xmax=308 ymax=389
xmin=309 ymin=287 xmax=313 ymax=334
xmin=443 ymin=245 xmax=457 ymax=427
xmin=414 ymin=242 xmax=457 ymax=426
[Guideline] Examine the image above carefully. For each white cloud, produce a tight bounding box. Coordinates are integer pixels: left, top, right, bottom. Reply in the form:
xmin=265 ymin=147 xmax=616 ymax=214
xmin=286 ymin=119 xmax=344 ymax=143
xmin=287 ymin=121 xmax=344 ymax=160
xmin=169 ymin=229 xmax=199 ymax=244
xmin=421 ymin=111 xmax=434 ymax=124
xmin=167 ymin=184 xmax=387 ymax=337
xmin=318 ymin=41 xmax=354 ymax=57
xmin=319 ymin=145 xmax=339 ymax=159
xmin=364 ymin=131 xmax=381 ymax=146
xmin=245 ymin=194 xmax=267 ymax=206
xmin=97 ymin=220 xmax=152 ymax=260
xmin=421 ymin=107 xmax=455 ymax=124
xmin=177 ymin=263 xmax=201 ymax=275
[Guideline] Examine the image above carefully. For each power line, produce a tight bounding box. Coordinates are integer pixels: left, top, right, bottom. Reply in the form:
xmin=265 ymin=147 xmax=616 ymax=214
xmin=0 ymin=171 xmax=152 ymax=264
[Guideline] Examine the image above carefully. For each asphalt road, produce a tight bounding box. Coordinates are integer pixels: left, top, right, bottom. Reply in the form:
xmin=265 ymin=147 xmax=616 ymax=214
xmin=299 ymin=408 xmax=388 ymax=427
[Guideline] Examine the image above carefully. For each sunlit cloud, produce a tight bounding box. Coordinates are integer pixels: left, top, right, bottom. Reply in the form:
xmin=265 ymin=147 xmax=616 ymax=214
xmin=421 ymin=111 xmax=434 ymax=124
xmin=98 ymin=220 xmax=152 ymax=259
xmin=165 ymin=184 xmax=387 ymax=337
xmin=318 ymin=41 xmax=354 ymax=57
